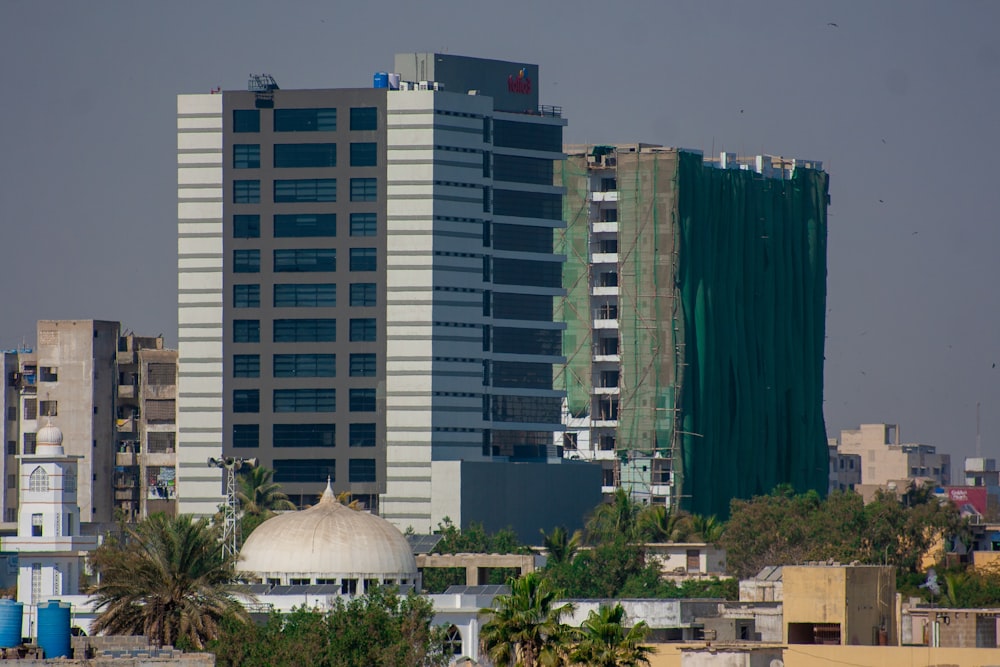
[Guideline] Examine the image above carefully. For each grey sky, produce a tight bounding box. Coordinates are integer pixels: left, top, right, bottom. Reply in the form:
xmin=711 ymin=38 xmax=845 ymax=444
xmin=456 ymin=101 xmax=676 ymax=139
xmin=2 ymin=1 xmax=998 ymax=464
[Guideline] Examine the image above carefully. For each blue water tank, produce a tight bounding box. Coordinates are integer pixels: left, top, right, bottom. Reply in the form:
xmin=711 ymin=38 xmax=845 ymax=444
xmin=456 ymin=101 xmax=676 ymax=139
xmin=36 ymin=601 xmax=71 ymax=658
xmin=0 ymin=600 xmax=22 ymax=647
xmin=373 ymin=72 xmax=389 ymax=89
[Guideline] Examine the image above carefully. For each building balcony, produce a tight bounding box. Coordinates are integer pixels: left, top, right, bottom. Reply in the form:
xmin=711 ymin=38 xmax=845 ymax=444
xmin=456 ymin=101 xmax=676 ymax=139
xmin=593 ymin=319 xmax=619 ymax=330
xmin=593 ymin=386 xmax=620 ymax=395
xmin=593 ymin=354 xmax=621 ymax=363
xmin=591 ymin=286 xmax=619 ymax=297
xmin=592 ymin=222 xmax=618 ymax=234
xmin=591 ymin=252 xmax=618 ymax=265
xmin=592 ymin=419 xmax=618 ymax=429
xmin=118 ymin=384 xmax=137 ymax=399
xmin=116 ymin=451 xmax=137 ymax=466
xmin=115 ymin=488 xmax=139 ymax=501
xmin=116 ymin=417 xmax=136 ymax=433
xmin=590 ymin=191 xmax=619 ymax=203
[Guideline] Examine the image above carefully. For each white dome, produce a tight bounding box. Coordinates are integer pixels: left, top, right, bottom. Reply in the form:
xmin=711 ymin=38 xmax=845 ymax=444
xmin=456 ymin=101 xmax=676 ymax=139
xmin=36 ymin=423 xmax=63 ymax=445
xmin=237 ymin=484 xmax=417 ymax=581
xmin=35 ymin=422 xmax=65 ymax=455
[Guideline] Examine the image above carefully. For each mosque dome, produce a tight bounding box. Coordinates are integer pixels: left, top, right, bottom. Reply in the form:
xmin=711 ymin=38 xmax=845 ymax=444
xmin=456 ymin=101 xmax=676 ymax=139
xmin=237 ymin=482 xmax=417 ymax=587
xmin=35 ymin=422 xmax=65 ymax=455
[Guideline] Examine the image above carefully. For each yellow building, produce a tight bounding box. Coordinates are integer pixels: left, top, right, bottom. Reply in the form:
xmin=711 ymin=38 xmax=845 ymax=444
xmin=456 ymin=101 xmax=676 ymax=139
xmin=782 ymin=564 xmax=896 ymax=646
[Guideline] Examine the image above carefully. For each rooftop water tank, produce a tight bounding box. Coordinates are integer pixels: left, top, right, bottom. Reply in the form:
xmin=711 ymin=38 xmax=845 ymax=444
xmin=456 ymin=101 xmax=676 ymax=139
xmin=0 ymin=600 xmax=22 ymax=648
xmin=373 ymin=72 xmax=389 ymax=89
xmin=36 ymin=601 xmax=71 ymax=659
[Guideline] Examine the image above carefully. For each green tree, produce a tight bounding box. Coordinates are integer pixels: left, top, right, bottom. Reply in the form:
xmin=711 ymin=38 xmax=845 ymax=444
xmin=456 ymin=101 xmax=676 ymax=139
xmin=570 ymin=603 xmax=652 ymax=667
xmin=480 ymin=572 xmax=574 ymax=667
xmin=586 ymin=488 xmax=642 ymax=544
xmin=89 ymin=513 xmax=247 ymax=649
xmin=687 ymin=514 xmax=724 ymax=544
xmin=210 ymin=588 xmax=449 ymax=667
xmin=636 ymin=505 xmax=688 ymax=543
xmin=540 ymin=526 xmax=582 ymax=565
xmin=422 ymin=519 xmax=529 ymax=593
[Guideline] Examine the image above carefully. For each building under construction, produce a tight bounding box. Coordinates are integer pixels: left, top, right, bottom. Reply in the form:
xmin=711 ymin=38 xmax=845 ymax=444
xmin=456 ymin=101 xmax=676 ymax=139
xmin=556 ymin=144 xmax=829 ymax=518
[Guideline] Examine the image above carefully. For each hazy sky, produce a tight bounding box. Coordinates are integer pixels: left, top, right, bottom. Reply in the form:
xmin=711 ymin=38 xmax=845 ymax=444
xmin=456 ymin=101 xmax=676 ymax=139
xmin=2 ymin=2 xmax=998 ymax=464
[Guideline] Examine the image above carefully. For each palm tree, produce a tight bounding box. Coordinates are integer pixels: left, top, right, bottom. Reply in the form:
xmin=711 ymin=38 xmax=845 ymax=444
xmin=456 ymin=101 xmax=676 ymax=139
xmin=335 ymin=490 xmax=363 ymax=510
xmin=636 ymin=505 xmax=687 ymax=543
xmin=89 ymin=513 xmax=248 ymax=649
xmin=541 ymin=526 xmax=582 ymax=565
xmin=480 ymin=572 xmax=574 ymax=667
xmin=237 ymin=467 xmax=296 ymax=517
xmin=570 ymin=603 xmax=651 ymax=667
xmin=688 ymin=514 xmax=724 ymax=544
xmin=586 ymin=488 xmax=642 ymax=544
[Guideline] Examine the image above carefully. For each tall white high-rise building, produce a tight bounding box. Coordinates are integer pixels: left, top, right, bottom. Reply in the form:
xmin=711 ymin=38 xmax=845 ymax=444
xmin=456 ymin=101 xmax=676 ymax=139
xmin=177 ymin=53 xmax=600 ymax=538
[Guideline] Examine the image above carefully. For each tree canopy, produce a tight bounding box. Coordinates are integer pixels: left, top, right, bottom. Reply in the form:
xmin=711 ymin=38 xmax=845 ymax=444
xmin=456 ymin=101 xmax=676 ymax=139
xmin=88 ymin=513 xmax=247 ymax=649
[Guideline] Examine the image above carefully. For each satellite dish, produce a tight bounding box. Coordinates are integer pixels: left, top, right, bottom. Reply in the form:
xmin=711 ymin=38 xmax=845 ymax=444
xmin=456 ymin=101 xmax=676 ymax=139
xmin=769 ymin=660 xmax=784 ymax=667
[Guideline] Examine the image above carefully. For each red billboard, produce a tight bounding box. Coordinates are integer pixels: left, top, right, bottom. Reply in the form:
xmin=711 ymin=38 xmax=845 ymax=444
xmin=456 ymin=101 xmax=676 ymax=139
xmin=946 ymin=486 xmax=989 ymax=515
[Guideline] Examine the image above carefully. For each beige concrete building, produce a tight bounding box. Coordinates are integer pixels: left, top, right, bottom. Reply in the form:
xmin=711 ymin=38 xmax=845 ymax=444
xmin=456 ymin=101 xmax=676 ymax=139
xmin=782 ymin=564 xmax=896 ymax=646
xmin=33 ymin=320 xmax=120 ymax=523
xmin=114 ymin=333 xmax=178 ymax=521
xmin=828 ymin=438 xmax=861 ymax=493
xmin=2 ymin=349 xmax=37 ymax=526
xmin=835 ymin=423 xmax=950 ymax=490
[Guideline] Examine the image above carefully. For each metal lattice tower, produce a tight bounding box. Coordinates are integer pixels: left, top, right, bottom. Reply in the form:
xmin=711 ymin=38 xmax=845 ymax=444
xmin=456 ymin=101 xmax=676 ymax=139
xmin=207 ymin=457 xmax=257 ymax=559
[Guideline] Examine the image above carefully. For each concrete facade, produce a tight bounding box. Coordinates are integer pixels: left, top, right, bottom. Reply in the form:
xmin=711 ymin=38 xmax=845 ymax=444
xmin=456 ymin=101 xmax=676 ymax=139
xmin=835 ymin=423 xmax=950 ymax=489
xmin=782 ymin=564 xmax=896 ymax=646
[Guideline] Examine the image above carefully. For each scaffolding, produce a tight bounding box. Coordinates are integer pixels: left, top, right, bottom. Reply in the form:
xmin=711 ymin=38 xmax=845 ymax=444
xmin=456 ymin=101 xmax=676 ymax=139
xmin=556 ymin=145 xmax=830 ymax=518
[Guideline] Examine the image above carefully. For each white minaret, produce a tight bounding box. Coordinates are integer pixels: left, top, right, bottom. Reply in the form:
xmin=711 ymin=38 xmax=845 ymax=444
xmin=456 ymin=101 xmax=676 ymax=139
xmin=5 ymin=420 xmax=98 ymax=633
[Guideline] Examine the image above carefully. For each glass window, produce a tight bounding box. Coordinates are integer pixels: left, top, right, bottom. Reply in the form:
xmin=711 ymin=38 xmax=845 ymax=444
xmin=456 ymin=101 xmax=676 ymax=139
xmin=493 ymin=224 xmax=553 ymax=253
xmin=233 ymin=355 xmax=260 ymax=378
xmin=493 ymin=327 xmax=561 ymax=356
xmin=350 ymin=318 xmax=376 ymax=342
xmin=29 ymin=467 xmax=48 ymax=492
xmin=234 ymin=214 xmax=260 ymax=238
xmin=233 ymin=389 xmax=260 ymax=413
xmin=233 ymin=320 xmax=260 ymax=343
xmin=274 ymin=249 xmax=336 ymax=272
xmin=273 ymin=354 xmax=335 ymax=378
xmin=274 ymin=214 xmax=336 ymax=238
xmin=274 ymin=283 xmax=336 ymax=307
xmin=493 ymin=361 xmax=551 ymax=389
xmin=350 ymin=213 xmax=376 ymax=236
xmin=492 ymin=395 xmax=561 ymax=424
xmin=273 ymin=319 xmax=336 ymax=342
xmin=349 ymin=353 xmax=376 ymax=377
xmin=233 ymin=424 xmax=259 ymax=448
xmin=274 ymin=459 xmax=335 ymax=483
xmin=349 ymin=388 xmax=376 ymax=412
xmin=493 ymin=258 xmax=561 ymax=287
xmin=274 ymin=179 xmax=337 ymax=203
xmin=233 ymin=249 xmax=260 ymax=273
xmin=234 ymin=144 xmax=260 ymax=169
xmin=349 ymin=283 xmax=376 ymax=307
xmin=350 ymin=107 xmax=378 ymax=131
xmin=273 ymin=388 xmax=336 ymax=413
xmin=493 ymin=293 xmax=552 ymax=321
xmin=233 ymin=284 xmax=260 ymax=308
xmin=494 ymin=190 xmax=561 ymax=220
xmin=233 ymin=109 xmax=260 ymax=133
xmin=349 ymin=423 xmax=376 ymax=447
xmin=493 ymin=154 xmax=554 ymax=185
xmin=350 ymin=178 xmax=377 ymax=202
xmin=274 ymin=143 xmax=337 ymax=168
xmin=350 ymin=142 xmax=377 ymax=167
xmin=492 ymin=120 xmax=562 ymax=152
xmin=233 ymin=180 xmax=260 ymax=204
xmin=273 ymin=424 xmax=335 ymax=448
xmin=274 ymin=108 xmax=337 ymax=132
xmin=349 ymin=458 xmax=377 ymax=483
xmin=349 ymin=248 xmax=376 ymax=272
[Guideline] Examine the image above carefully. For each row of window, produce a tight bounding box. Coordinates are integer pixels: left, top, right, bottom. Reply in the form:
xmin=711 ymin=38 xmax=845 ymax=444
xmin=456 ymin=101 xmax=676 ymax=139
xmin=233 ymin=178 xmax=378 ymax=204
xmin=233 ymin=318 xmax=376 ymax=343
xmin=234 ymin=213 xmax=376 ymax=238
xmin=233 ymin=353 xmax=376 ymax=378
xmin=233 ymin=423 xmax=376 ymax=448
xmin=233 ymin=107 xmax=377 ymax=134
xmin=267 ymin=458 xmax=375 ymax=484
xmin=232 ymin=388 xmax=376 ymax=413
xmin=234 ymin=142 xmax=377 ymax=169
xmin=233 ymin=248 xmax=377 ymax=273
xmin=234 ymin=283 xmax=376 ymax=308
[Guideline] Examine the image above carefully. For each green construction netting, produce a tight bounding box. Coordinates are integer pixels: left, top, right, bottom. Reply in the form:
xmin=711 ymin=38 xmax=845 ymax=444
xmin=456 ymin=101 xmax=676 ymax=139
xmin=556 ymin=158 xmax=593 ymax=417
xmin=675 ymin=152 xmax=829 ymax=518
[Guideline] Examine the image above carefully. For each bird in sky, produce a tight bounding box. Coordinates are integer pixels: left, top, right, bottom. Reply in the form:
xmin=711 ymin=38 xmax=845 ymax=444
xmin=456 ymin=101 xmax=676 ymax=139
xmin=827 ymin=22 xmax=839 ymax=28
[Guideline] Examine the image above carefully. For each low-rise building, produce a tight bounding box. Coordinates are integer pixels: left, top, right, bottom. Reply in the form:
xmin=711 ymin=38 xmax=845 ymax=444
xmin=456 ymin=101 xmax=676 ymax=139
xmin=834 ymin=423 xmax=950 ymax=490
